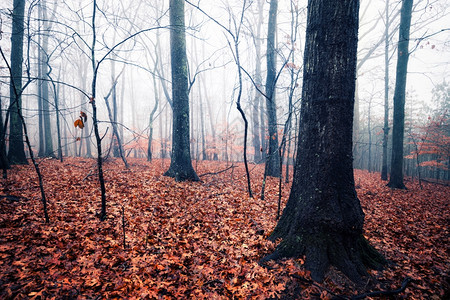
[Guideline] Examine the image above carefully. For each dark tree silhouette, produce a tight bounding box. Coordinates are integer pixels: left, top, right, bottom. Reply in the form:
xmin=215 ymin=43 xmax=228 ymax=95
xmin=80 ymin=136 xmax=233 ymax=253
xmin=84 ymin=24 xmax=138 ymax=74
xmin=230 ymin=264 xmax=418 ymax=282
xmin=388 ymin=0 xmax=413 ymax=189
xmin=164 ymin=0 xmax=199 ymax=181
xmin=8 ymin=0 xmax=27 ymax=165
xmin=263 ymin=0 xmax=385 ymax=283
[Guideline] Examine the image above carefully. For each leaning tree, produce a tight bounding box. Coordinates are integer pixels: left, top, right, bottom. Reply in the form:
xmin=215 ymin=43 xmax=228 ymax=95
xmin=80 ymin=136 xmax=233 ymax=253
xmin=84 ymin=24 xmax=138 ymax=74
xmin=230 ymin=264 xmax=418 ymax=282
xmin=263 ymin=0 xmax=385 ymax=282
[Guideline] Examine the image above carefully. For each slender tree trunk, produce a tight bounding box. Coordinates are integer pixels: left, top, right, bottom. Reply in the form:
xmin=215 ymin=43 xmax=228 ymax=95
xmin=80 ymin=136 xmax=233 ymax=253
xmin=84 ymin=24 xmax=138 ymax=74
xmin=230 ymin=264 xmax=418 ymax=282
xmin=353 ymin=81 xmax=360 ymax=167
xmin=111 ymin=50 xmax=120 ymax=158
xmin=37 ymin=7 xmax=45 ymax=157
xmin=0 ymin=94 xmax=10 ymax=177
xmin=199 ymin=86 xmax=207 ymax=160
xmin=252 ymin=0 xmax=264 ymax=163
xmin=52 ymin=71 xmax=63 ymax=161
xmin=90 ymin=0 xmax=107 ymax=220
xmin=164 ymin=0 xmax=199 ymax=181
xmin=368 ymin=99 xmax=372 ymax=172
xmin=259 ymin=93 xmax=266 ymax=160
xmin=148 ymin=71 xmax=159 ymax=161
xmin=264 ymin=0 xmax=385 ymax=283
xmin=381 ymin=0 xmax=391 ymax=180
xmin=388 ymin=0 xmax=413 ymax=189
xmin=285 ymin=123 xmax=292 ymax=183
xmin=264 ymin=0 xmax=280 ymax=177
xmin=203 ymin=77 xmax=218 ymax=161
xmin=104 ymin=80 xmax=129 ymax=168
xmin=159 ymin=104 xmax=165 ymax=159
xmin=41 ymin=0 xmax=53 ymax=158
xmin=8 ymin=0 xmax=27 ymax=165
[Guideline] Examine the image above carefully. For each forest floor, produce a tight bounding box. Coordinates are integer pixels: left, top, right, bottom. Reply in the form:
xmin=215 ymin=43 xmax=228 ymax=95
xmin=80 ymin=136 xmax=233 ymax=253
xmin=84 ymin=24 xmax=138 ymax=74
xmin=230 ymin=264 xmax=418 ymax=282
xmin=0 ymin=157 xmax=448 ymax=299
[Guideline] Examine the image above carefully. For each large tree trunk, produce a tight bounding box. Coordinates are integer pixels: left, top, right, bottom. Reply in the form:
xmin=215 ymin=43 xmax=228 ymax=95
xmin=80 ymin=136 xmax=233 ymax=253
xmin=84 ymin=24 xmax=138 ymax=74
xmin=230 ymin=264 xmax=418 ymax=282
xmin=164 ymin=0 xmax=198 ymax=181
xmin=265 ymin=0 xmax=385 ymax=283
xmin=8 ymin=0 xmax=27 ymax=165
xmin=264 ymin=0 xmax=280 ymax=177
xmin=388 ymin=0 xmax=413 ymax=189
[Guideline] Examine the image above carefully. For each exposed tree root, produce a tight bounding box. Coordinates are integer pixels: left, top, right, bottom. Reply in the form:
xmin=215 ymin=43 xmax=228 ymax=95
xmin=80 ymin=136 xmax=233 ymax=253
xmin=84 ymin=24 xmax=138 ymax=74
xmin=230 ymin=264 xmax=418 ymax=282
xmin=261 ymin=233 xmax=386 ymax=283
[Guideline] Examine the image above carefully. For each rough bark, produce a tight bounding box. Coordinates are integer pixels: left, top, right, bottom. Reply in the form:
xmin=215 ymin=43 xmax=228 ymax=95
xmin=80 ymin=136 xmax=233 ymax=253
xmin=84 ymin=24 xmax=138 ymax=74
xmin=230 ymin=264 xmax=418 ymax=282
xmin=388 ymin=0 xmax=413 ymax=189
xmin=264 ymin=0 xmax=280 ymax=177
xmin=164 ymin=0 xmax=199 ymax=181
xmin=8 ymin=0 xmax=27 ymax=165
xmin=264 ymin=0 xmax=385 ymax=283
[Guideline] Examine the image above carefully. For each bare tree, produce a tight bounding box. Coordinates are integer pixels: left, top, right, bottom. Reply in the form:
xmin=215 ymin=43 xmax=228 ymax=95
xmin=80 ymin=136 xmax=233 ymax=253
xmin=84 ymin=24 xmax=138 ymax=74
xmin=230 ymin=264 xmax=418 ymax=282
xmin=388 ymin=0 xmax=413 ymax=189
xmin=163 ymin=0 xmax=199 ymax=181
xmin=263 ymin=0 xmax=385 ymax=283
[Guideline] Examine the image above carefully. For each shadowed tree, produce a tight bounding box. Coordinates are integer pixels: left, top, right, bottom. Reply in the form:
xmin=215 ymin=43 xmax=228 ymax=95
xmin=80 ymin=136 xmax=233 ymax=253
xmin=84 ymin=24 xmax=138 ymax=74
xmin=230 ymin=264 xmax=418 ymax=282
xmin=263 ymin=0 xmax=385 ymax=282
xmin=388 ymin=0 xmax=413 ymax=189
xmin=163 ymin=0 xmax=199 ymax=181
xmin=8 ymin=0 xmax=27 ymax=165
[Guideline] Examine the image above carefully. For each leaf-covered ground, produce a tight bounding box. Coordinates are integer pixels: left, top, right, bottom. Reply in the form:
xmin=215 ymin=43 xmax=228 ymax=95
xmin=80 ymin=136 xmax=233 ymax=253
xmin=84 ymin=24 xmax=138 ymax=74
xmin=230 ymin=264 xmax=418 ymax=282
xmin=0 ymin=158 xmax=448 ymax=299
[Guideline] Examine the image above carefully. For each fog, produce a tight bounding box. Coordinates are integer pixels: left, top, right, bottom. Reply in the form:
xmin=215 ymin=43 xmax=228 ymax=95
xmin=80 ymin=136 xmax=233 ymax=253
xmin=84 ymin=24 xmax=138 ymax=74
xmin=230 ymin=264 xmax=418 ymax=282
xmin=0 ymin=0 xmax=448 ymax=167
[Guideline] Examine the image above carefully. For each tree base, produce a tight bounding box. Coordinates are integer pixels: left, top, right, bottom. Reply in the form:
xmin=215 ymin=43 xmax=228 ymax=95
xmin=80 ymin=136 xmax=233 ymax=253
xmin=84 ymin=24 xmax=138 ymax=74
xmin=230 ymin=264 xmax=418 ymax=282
xmin=164 ymin=165 xmax=199 ymax=182
xmin=387 ymin=181 xmax=407 ymax=189
xmin=8 ymin=157 xmax=28 ymax=165
xmin=262 ymin=233 xmax=386 ymax=283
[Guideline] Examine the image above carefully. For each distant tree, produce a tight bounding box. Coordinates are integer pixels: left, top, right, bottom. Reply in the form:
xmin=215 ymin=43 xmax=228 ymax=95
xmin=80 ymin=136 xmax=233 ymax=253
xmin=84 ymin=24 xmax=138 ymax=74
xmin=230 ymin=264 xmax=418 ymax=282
xmin=37 ymin=0 xmax=54 ymax=158
xmin=264 ymin=0 xmax=281 ymax=177
xmin=431 ymin=80 xmax=449 ymax=116
xmin=263 ymin=0 xmax=385 ymax=282
xmin=8 ymin=0 xmax=27 ymax=165
xmin=381 ymin=0 xmax=392 ymax=181
xmin=147 ymin=54 xmax=159 ymax=161
xmin=407 ymin=113 xmax=450 ymax=183
xmin=388 ymin=0 xmax=413 ymax=189
xmin=163 ymin=0 xmax=199 ymax=181
xmin=250 ymin=0 xmax=265 ymax=163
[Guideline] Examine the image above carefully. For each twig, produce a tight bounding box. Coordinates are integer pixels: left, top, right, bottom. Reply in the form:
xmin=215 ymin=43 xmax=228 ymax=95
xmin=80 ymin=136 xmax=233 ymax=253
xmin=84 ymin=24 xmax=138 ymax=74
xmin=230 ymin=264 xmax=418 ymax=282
xmin=351 ymin=277 xmax=412 ymax=300
xmin=122 ymin=205 xmax=126 ymax=249
xmin=199 ymin=164 xmax=236 ymax=177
